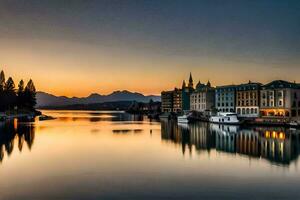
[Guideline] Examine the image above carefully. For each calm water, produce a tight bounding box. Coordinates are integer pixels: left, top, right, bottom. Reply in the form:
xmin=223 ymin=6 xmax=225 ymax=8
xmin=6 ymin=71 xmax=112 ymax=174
xmin=1 ymin=110 xmax=300 ymax=199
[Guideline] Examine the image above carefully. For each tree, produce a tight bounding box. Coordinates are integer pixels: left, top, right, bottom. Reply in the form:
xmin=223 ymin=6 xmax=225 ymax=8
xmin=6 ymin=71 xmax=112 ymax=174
xmin=0 ymin=70 xmax=5 ymax=111
xmin=17 ymin=80 xmax=25 ymax=108
xmin=3 ymin=77 xmax=17 ymax=110
xmin=0 ymin=70 xmax=5 ymax=92
xmin=4 ymin=77 xmax=15 ymax=92
xmin=23 ymin=79 xmax=36 ymax=110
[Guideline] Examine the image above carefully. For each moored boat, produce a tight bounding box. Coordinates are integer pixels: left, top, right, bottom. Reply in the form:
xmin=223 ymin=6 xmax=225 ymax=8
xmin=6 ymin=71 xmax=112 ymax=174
xmin=177 ymin=115 xmax=189 ymax=124
xmin=209 ymin=112 xmax=240 ymax=125
xmin=289 ymin=121 xmax=299 ymax=127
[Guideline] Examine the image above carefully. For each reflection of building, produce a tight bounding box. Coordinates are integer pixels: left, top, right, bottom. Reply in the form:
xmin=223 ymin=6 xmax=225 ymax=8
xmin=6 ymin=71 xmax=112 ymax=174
xmin=215 ymin=85 xmax=236 ymax=112
xmin=160 ymin=120 xmax=300 ymax=165
xmin=236 ymin=129 xmax=260 ymax=157
xmin=161 ymin=119 xmax=192 ymax=154
xmin=189 ymin=122 xmax=215 ymax=151
xmin=236 ymin=81 xmax=262 ymax=117
xmin=190 ymin=81 xmax=215 ymax=113
xmin=211 ymin=124 xmax=238 ymax=153
xmin=260 ymin=80 xmax=300 ymax=119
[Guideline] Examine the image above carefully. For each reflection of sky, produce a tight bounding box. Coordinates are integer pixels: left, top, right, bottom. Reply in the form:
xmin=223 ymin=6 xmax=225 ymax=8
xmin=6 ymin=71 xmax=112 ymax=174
xmin=0 ymin=111 xmax=300 ymax=199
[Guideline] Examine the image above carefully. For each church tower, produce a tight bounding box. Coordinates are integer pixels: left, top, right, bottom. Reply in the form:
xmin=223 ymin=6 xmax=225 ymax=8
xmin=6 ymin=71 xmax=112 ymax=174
xmin=188 ymin=72 xmax=193 ymax=88
xmin=182 ymin=80 xmax=186 ymax=89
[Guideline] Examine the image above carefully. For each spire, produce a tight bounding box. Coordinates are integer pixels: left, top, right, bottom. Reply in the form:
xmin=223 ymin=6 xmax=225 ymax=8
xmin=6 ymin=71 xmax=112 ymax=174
xmin=207 ymin=80 xmax=211 ymax=87
xmin=182 ymin=80 xmax=186 ymax=89
xmin=188 ymin=72 xmax=193 ymax=88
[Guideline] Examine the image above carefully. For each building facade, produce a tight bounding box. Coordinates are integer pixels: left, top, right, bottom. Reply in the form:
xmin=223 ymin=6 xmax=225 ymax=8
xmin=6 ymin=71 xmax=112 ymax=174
xmin=173 ymin=88 xmax=182 ymax=113
xmin=160 ymin=73 xmax=194 ymax=113
xmin=190 ymin=81 xmax=215 ymax=113
xmin=215 ymin=85 xmax=236 ymax=113
xmin=260 ymin=80 xmax=300 ymax=119
xmin=236 ymin=82 xmax=262 ymax=117
xmin=181 ymin=73 xmax=194 ymax=112
xmin=161 ymin=90 xmax=173 ymax=113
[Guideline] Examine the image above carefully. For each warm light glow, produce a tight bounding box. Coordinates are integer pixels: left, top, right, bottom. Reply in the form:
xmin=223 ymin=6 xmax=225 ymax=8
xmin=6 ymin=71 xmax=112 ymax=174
xmin=13 ymin=118 xmax=18 ymax=131
xmin=261 ymin=109 xmax=288 ymax=117
xmin=279 ymin=132 xmax=285 ymax=140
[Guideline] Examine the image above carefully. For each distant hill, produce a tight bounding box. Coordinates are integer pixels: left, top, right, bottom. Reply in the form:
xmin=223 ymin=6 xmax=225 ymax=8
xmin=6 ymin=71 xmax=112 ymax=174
xmin=36 ymin=90 xmax=161 ymax=108
xmin=39 ymin=101 xmax=135 ymax=111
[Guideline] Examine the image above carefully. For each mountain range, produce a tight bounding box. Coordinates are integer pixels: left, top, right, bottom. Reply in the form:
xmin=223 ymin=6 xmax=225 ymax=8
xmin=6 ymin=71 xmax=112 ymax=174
xmin=36 ymin=90 xmax=161 ymax=108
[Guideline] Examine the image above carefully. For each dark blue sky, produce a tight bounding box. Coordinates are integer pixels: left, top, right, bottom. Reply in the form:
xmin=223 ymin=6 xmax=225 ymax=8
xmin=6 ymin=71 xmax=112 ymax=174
xmin=0 ymin=0 xmax=299 ymax=96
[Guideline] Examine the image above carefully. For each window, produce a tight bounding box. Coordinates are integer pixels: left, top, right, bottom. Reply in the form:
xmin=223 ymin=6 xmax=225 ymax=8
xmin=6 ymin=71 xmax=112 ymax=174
xmin=292 ymin=110 xmax=297 ymax=117
xmin=237 ymin=108 xmax=241 ymax=114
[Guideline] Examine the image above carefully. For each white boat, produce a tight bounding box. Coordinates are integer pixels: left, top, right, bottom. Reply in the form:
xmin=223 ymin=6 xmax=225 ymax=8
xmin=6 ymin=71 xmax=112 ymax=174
xmin=209 ymin=112 xmax=240 ymax=125
xmin=289 ymin=121 xmax=299 ymax=127
xmin=177 ymin=115 xmax=189 ymax=124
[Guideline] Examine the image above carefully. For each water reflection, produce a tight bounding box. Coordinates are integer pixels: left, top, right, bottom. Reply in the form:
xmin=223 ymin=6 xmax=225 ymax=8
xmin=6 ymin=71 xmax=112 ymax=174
xmin=0 ymin=120 xmax=35 ymax=164
xmin=161 ymin=120 xmax=300 ymax=166
xmin=48 ymin=110 xmax=146 ymax=122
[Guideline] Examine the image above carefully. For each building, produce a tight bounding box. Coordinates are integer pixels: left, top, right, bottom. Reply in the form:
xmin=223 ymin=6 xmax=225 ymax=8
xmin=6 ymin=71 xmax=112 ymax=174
xmin=181 ymin=73 xmax=194 ymax=112
xmin=190 ymin=81 xmax=215 ymax=113
xmin=173 ymin=88 xmax=182 ymax=113
xmin=161 ymin=91 xmax=173 ymax=113
xmin=215 ymin=85 xmax=236 ymax=113
xmin=236 ymin=81 xmax=262 ymax=117
xmin=260 ymin=80 xmax=300 ymax=119
xmin=160 ymin=73 xmax=194 ymax=113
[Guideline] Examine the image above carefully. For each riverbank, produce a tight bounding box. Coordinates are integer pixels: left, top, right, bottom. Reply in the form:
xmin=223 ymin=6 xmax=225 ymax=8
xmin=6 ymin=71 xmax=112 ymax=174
xmin=161 ymin=112 xmax=300 ymax=128
xmin=0 ymin=109 xmax=56 ymax=121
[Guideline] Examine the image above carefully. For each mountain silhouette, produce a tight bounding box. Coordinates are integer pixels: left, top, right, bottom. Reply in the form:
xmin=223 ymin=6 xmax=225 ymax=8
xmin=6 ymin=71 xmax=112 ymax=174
xmin=36 ymin=90 xmax=161 ymax=107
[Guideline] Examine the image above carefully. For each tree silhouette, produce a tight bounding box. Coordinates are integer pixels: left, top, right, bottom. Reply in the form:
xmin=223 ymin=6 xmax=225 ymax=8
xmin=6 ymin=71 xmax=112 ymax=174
xmin=23 ymin=79 xmax=36 ymax=110
xmin=0 ymin=70 xmax=5 ymax=92
xmin=0 ymin=71 xmax=5 ymax=111
xmin=0 ymin=70 xmax=37 ymax=112
xmin=17 ymin=80 xmax=25 ymax=108
xmin=3 ymin=77 xmax=17 ymax=110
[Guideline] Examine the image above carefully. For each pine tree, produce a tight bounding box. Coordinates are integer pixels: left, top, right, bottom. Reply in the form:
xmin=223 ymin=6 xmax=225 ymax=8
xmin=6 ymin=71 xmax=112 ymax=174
xmin=0 ymin=70 xmax=5 ymax=92
xmin=3 ymin=77 xmax=17 ymax=110
xmin=0 ymin=70 xmax=5 ymax=111
xmin=17 ymin=80 xmax=25 ymax=108
xmin=4 ymin=77 xmax=15 ymax=92
xmin=24 ymin=79 xmax=37 ymax=110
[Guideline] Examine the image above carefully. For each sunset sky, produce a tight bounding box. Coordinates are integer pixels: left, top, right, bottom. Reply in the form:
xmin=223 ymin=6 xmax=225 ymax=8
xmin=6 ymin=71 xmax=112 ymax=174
xmin=0 ymin=0 xmax=299 ymax=97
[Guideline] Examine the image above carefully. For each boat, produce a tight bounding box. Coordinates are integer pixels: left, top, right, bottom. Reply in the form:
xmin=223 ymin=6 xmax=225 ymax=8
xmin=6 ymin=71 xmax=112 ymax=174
xmin=209 ymin=112 xmax=240 ymax=125
xmin=289 ymin=121 xmax=299 ymax=127
xmin=177 ymin=115 xmax=189 ymax=124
